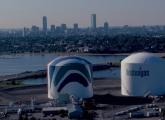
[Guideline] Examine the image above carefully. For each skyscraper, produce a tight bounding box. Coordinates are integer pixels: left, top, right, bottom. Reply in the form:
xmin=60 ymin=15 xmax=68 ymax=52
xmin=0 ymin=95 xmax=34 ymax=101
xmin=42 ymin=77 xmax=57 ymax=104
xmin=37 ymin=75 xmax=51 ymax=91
xmin=43 ymin=16 xmax=47 ymax=33
xmin=73 ymin=23 xmax=78 ymax=30
xmin=61 ymin=24 xmax=67 ymax=30
xmin=104 ymin=22 xmax=109 ymax=33
xmin=61 ymin=24 xmax=67 ymax=33
xmin=23 ymin=27 xmax=29 ymax=37
xmin=50 ymin=25 xmax=55 ymax=33
xmin=31 ymin=25 xmax=40 ymax=36
xmin=73 ymin=23 xmax=78 ymax=32
xmin=91 ymin=14 xmax=96 ymax=29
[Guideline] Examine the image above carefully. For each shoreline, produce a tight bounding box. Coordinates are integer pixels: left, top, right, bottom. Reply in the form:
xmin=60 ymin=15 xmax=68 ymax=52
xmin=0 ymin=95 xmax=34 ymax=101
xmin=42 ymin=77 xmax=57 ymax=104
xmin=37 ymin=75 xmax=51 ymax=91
xmin=0 ymin=51 xmax=130 ymax=57
xmin=1 ymin=52 xmax=165 ymax=58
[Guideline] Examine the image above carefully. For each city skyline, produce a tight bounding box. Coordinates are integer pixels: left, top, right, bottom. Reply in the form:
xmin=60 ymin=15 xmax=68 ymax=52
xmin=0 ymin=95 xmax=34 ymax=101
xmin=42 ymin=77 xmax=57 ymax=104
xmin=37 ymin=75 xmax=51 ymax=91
xmin=0 ymin=0 xmax=165 ymax=28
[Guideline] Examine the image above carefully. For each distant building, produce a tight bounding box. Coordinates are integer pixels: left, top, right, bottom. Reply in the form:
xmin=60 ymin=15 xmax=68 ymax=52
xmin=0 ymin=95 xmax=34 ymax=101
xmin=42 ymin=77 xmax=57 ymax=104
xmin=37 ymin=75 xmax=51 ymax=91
xmin=91 ymin=14 xmax=96 ymax=30
xmin=61 ymin=24 xmax=67 ymax=30
xmin=61 ymin=24 xmax=67 ymax=33
xmin=50 ymin=25 xmax=56 ymax=33
xmin=56 ymin=26 xmax=61 ymax=33
xmin=43 ymin=16 xmax=48 ymax=34
xmin=73 ymin=23 xmax=78 ymax=32
xmin=23 ymin=27 xmax=30 ymax=37
xmin=104 ymin=22 xmax=109 ymax=33
xmin=31 ymin=25 xmax=39 ymax=36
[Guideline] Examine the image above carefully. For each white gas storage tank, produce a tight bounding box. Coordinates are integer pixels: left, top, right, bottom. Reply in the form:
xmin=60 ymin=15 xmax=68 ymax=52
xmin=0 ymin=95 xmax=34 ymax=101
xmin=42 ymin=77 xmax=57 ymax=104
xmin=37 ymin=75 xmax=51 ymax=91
xmin=121 ymin=52 xmax=165 ymax=96
xmin=47 ymin=56 xmax=93 ymax=100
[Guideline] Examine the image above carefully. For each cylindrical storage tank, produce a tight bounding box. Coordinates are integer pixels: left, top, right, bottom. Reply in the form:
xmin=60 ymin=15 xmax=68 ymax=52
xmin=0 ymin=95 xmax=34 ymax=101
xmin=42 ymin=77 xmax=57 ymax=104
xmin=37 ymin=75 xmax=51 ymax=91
xmin=47 ymin=56 xmax=93 ymax=100
xmin=121 ymin=52 xmax=165 ymax=96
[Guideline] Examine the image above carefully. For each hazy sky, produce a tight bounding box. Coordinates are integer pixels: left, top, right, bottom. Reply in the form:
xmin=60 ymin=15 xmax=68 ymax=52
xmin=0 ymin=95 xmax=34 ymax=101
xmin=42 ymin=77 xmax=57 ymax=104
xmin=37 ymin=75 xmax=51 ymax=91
xmin=0 ymin=0 xmax=165 ymax=28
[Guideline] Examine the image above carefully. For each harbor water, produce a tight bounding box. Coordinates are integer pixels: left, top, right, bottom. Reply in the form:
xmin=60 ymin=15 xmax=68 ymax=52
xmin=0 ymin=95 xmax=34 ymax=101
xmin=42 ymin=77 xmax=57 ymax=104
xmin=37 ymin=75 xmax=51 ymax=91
xmin=0 ymin=53 xmax=127 ymax=85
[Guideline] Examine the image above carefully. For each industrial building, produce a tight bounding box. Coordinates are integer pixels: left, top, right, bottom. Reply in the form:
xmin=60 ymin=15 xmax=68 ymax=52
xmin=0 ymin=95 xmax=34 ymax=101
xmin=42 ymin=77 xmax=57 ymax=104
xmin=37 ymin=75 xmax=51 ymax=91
xmin=121 ymin=52 xmax=165 ymax=96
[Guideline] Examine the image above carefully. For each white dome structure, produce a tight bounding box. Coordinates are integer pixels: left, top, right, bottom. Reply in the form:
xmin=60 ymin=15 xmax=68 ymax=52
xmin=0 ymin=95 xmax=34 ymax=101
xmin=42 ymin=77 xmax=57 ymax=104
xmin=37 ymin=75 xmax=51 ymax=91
xmin=47 ymin=56 xmax=93 ymax=100
xmin=121 ymin=52 xmax=165 ymax=96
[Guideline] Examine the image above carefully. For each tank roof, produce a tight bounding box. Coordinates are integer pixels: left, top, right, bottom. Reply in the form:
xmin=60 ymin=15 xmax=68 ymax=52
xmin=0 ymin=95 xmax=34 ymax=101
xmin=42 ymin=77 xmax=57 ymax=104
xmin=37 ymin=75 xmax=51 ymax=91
xmin=48 ymin=56 xmax=91 ymax=66
xmin=122 ymin=52 xmax=164 ymax=64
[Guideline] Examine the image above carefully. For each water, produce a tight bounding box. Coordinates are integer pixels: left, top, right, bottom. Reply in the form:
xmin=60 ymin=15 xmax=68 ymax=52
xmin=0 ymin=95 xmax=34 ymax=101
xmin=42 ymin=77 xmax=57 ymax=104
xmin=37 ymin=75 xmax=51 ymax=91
xmin=0 ymin=53 xmax=127 ymax=85
xmin=0 ymin=54 xmax=56 ymax=75
xmin=0 ymin=54 xmax=126 ymax=75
